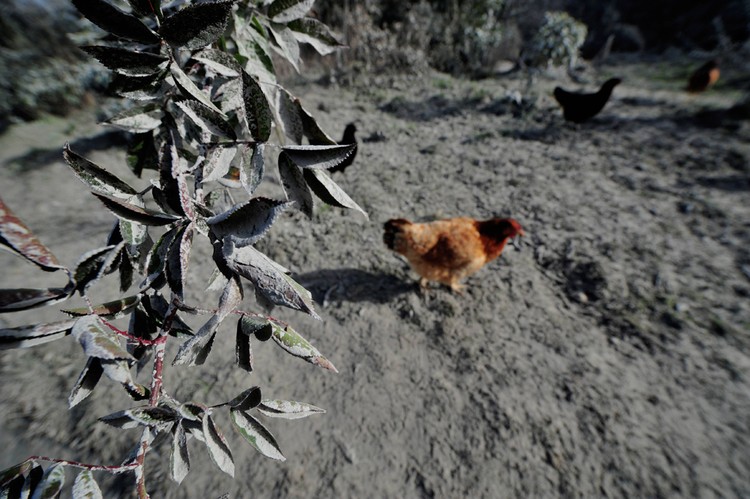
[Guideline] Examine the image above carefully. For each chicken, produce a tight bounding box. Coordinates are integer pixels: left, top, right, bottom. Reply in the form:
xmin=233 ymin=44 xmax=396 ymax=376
xmin=383 ymin=216 xmax=524 ymax=292
xmin=553 ymin=78 xmax=621 ymax=123
xmin=687 ymin=60 xmax=720 ymax=93
xmin=329 ymin=122 xmax=357 ymax=174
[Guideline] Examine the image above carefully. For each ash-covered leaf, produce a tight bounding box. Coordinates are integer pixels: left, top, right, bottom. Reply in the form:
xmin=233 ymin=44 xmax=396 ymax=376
xmin=73 ymin=244 xmax=120 ymax=293
xmin=238 ymin=315 xmax=273 ymax=341
xmin=110 ymin=71 xmax=168 ymax=101
xmin=172 ymin=314 xmax=220 ymax=366
xmin=223 ymin=243 xmax=318 ymax=318
xmin=240 ymin=144 xmax=264 ymax=195
xmin=141 ymin=225 xmax=179 ymax=290
xmin=32 ymin=463 xmax=65 ymax=499
xmin=81 ymin=46 xmax=168 ymax=77
xmin=269 ymin=321 xmax=337 ymax=372
xmin=282 ymin=143 xmax=356 ymax=170
xmin=268 ymin=0 xmax=314 ymax=23
xmin=72 ymin=0 xmax=159 ymax=44
xmin=100 ymin=406 xmax=176 ymax=429
xmin=202 ymin=414 xmax=235 ymax=477
xmin=258 ymin=399 xmax=326 ymax=419
xmin=241 ymin=70 xmax=272 ymax=141
xmin=72 ymin=469 xmax=102 ymax=499
xmin=104 ymin=104 xmax=163 ymax=133
xmin=0 ymin=198 xmax=65 ymax=272
xmin=288 ymin=17 xmax=345 ymax=55
xmin=268 ymin=23 xmax=300 ymax=72
xmin=227 ymin=386 xmax=261 ymax=411
xmin=160 ymin=0 xmax=235 ymax=50
xmin=203 ymin=145 xmax=238 ymax=183
xmin=207 ymin=197 xmax=291 ymax=248
xmin=171 ymin=63 xmax=224 ymax=115
xmin=69 ymin=357 xmax=104 ymax=408
xmin=71 ymin=315 xmax=134 ymax=361
xmin=296 ymin=98 xmax=336 ymax=145
xmin=93 ymin=193 xmax=179 ymax=226
xmin=165 ymin=224 xmax=194 ymax=300
xmin=127 ymin=132 xmax=159 ymax=177
xmin=62 ymin=295 xmax=140 ymax=319
xmin=0 ymin=460 xmax=34 ymax=489
xmin=230 ymin=409 xmax=286 ymax=461
xmin=278 ymin=152 xmax=312 ymax=217
xmin=194 ymin=48 xmax=241 ymax=77
xmin=63 ymin=144 xmax=138 ymax=198
xmin=101 ymin=359 xmax=149 ymax=400
xmin=21 ymin=465 xmax=43 ymax=499
xmin=170 ymin=421 xmax=190 ymax=484
xmin=176 ymin=100 xmax=236 ymax=139
xmin=0 ymin=287 xmax=72 ymax=313
xmin=304 ymin=168 xmax=368 ymax=218
xmin=277 ymin=89 xmax=304 ymax=144
xmin=0 ymin=319 xmax=75 ymax=350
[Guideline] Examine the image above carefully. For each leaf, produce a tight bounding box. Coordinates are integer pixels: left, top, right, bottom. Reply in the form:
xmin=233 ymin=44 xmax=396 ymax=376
xmin=240 ymin=144 xmax=264 ymax=195
xmin=170 ymin=422 xmax=190 ymax=484
xmin=227 ymin=386 xmax=261 ymax=411
xmin=277 ymin=89 xmax=304 ymax=144
xmin=160 ymin=0 xmax=235 ymax=50
xmin=230 ymin=409 xmax=285 ymax=461
xmin=193 ymin=48 xmax=241 ymax=77
xmin=237 ymin=315 xmax=273 ymax=341
xmin=20 ymin=464 xmax=43 ymax=499
xmin=223 ymin=243 xmax=319 ymax=318
xmin=62 ymin=296 xmax=140 ymax=319
xmin=72 ymin=469 xmax=102 ymax=499
xmin=128 ymin=0 xmax=162 ymax=17
xmin=170 ymin=63 xmax=224 ymax=115
xmin=69 ymin=357 xmax=104 ymax=408
xmin=176 ymin=100 xmax=236 ymax=139
xmin=93 ymin=193 xmax=179 ymax=226
xmin=0 ymin=198 xmax=65 ymax=272
xmin=73 ymin=245 xmax=120 ymax=293
xmin=141 ymin=226 xmax=179 ymax=290
xmin=103 ymin=104 xmax=163 ymax=133
xmin=268 ymin=23 xmax=300 ymax=72
xmin=127 ymin=132 xmax=159 ymax=177
xmin=0 ymin=287 xmax=72 ymax=313
xmin=268 ymin=0 xmax=314 ymax=23
xmin=207 ymin=197 xmax=291 ymax=248
xmin=172 ymin=314 xmax=220 ymax=366
xmin=0 ymin=460 xmax=33 ymax=489
xmin=0 ymin=320 xmax=75 ymax=350
xmin=282 ymin=143 xmax=356 ymax=170
xmin=258 ymin=399 xmax=325 ymax=419
xmin=241 ymin=70 xmax=272 ymax=141
xmin=295 ymin=98 xmax=336 ymax=145
xmin=71 ymin=315 xmax=134 ymax=361
xmin=235 ymin=326 xmax=253 ymax=372
xmin=202 ymin=414 xmax=235 ymax=477
xmin=81 ymin=46 xmax=168 ymax=77
xmin=269 ymin=321 xmax=337 ymax=372
xmin=30 ymin=463 xmax=65 ymax=499
xmin=72 ymin=0 xmax=159 ymax=44
xmin=304 ymin=168 xmax=368 ymax=218
xmin=100 ymin=359 xmax=149 ymax=400
xmin=288 ymin=17 xmax=344 ymax=56
xmin=202 ymin=145 xmax=237 ymax=183
xmin=278 ymin=152 xmax=312 ymax=217
xmin=165 ymin=224 xmax=193 ymax=300
xmin=109 ymin=72 xmax=168 ymax=101
xmin=99 ymin=407 xmax=176 ymax=429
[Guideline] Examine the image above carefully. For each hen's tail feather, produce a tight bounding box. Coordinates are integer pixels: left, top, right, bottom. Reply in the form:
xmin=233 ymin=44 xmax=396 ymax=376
xmin=383 ymin=218 xmax=411 ymax=250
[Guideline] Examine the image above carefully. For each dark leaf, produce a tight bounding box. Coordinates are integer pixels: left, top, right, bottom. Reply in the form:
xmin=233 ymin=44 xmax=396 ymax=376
xmin=267 ymin=0 xmax=314 ymax=23
xmin=230 ymin=409 xmax=285 ymax=461
xmin=165 ymin=224 xmax=193 ymax=300
xmin=227 ymin=386 xmax=261 ymax=411
xmin=172 ymin=314 xmax=219 ymax=366
xmin=0 ymin=319 xmax=75 ymax=350
xmin=295 ymin=99 xmax=336 ymax=145
xmin=103 ymin=104 xmax=163 ymax=133
xmin=119 ymin=249 xmax=135 ymax=292
xmin=176 ymin=100 xmax=236 ymax=139
xmin=202 ymin=414 xmax=235 ymax=477
xmin=288 ymin=17 xmax=345 ymax=55
xmin=160 ymin=0 xmax=235 ymax=50
xmin=193 ymin=48 xmax=241 ymax=77
xmin=32 ymin=463 xmax=65 ymax=499
xmin=0 ymin=198 xmax=65 ymax=272
xmin=282 ymin=143 xmax=356 ymax=170
xmin=207 ymin=197 xmax=291 ymax=248
xmin=71 ymin=469 xmax=102 ymax=499
xmin=277 ymin=89 xmax=304 ymax=144
xmin=69 ymin=357 xmax=104 ymax=408
xmin=141 ymin=226 xmax=179 ymax=290
xmin=0 ymin=287 xmax=71 ymax=313
xmin=99 ymin=406 xmax=176 ymax=429
xmin=81 ymin=46 xmax=168 ymax=77
xmin=73 ymin=244 xmax=120 ymax=293
xmin=93 ymin=193 xmax=179 ymax=226
xmin=269 ymin=321 xmax=337 ymax=372
xmin=109 ymin=72 xmax=168 ymax=101
xmin=223 ymin=243 xmax=318 ymax=318
xmin=241 ymin=70 xmax=272 ymax=141
xmin=170 ymin=422 xmax=190 ymax=484
xmin=129 ymin=0 xmax=162 ymax=17
xmin=62 ymin=295 xmax=141 ymax=319
xmin=20 ymin=464 xmax=43 ymax=498
xmin=127 ymin=132 xmax=159 ymax=178
xmin=72 ymin=0 xmax=159 ymax=44
xmin=258 ymin=399 xmax=325 ymax=419
xmin=237 ymin=315 xmax=273 ymax=341
xmin=0 ymin=460 xmax=33 ymax=489
xmin=71 ymin=315 xmax=134 ymax=361
xmin=240 ymin=143 xmax=264 ymax=195
xmin=277 ymin=152 xmax=312 ymax=217
xmin=235 ymin=324 xmax=253 ymax=372
xmin=303 ymin=168 xmax=368 ymax=218
xmin=170 ymin=64 xmax=224 ymax=115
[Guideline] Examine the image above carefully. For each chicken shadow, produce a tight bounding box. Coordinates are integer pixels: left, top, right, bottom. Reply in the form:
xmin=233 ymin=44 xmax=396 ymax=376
xmin=292 ymin=268 xmax=415 ymax=304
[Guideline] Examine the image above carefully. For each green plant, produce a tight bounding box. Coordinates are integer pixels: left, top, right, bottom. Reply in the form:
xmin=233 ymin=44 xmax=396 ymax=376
xmin=527 ymin=11 xmax=588 ymax=69
xmin=0 ymin=0 xmax=363 ymax=497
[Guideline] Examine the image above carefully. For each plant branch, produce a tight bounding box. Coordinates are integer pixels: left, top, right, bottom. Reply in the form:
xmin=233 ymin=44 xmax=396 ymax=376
xmin=25 ymin=456 xmax=137 ymax=474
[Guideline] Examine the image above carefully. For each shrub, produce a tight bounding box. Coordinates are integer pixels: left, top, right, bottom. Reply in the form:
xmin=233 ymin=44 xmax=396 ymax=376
xmin=0 ymin=0 xmax=363 ymax=497
xmin=526 ymin=11 xmax=588 ymax=68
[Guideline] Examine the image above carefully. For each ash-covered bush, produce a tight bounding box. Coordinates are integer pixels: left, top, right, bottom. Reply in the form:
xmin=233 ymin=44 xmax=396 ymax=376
xmin=526 ymin=11 xmax=588 ymax=68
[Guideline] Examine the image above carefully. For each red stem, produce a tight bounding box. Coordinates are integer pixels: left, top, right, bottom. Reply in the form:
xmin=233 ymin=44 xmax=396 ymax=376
xmin=25 ymin=456 xmax=136 ymax=473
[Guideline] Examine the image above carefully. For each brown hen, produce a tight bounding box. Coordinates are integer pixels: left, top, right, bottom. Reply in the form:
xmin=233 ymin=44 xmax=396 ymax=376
xmin=383 ymin=217 xmax=524 ymax=292
xmin=687 ymin=60 xmax=720 ymax=93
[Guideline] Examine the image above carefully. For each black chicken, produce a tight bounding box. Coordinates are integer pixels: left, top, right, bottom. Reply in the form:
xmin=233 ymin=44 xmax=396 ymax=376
xmin=553 ymin=78 xmax=621 ymax=124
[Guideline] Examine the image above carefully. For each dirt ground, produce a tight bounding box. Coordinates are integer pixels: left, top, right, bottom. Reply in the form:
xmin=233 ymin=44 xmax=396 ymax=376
xmin=1 ymin=54 xmax=749 ymax=498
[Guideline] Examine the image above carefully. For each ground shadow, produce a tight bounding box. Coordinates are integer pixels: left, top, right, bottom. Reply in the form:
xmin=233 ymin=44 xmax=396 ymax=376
xmin=293 ymin=268 xmax=415 ymax=304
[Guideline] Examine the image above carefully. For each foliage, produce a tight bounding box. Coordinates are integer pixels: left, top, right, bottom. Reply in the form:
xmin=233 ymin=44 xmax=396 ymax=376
xmin=526 ymin=11 xmax=588 ymax=68
xmin=0 ymin=0 xmax=360 ymax=497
